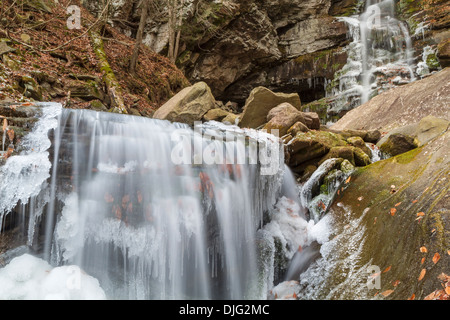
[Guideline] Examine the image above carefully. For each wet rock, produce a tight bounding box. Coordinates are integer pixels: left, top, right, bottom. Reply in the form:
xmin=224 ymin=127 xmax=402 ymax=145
xmin=347 ymin=136 xmax=371 ymax=156
xmin=325 ymin=131 xmax=450 ymax=300
xmin=332 ymin=68 xmax=450 ymax=133
xmin=353 ymin=147 xmax=371 ymax=167
xmin=319 ymin=146 xmax=355 ymax=166
xmin=221 ymin=113 xmax=240 ymax=126
xmin=287 ymin=130 xmax=347 ymax=173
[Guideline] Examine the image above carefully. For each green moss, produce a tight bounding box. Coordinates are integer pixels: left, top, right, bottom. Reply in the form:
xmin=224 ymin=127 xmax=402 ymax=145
xmin=394 ymin=147 xmax=422 ymax=164
xmin=426 ymin=53 xmax=441 ymax=70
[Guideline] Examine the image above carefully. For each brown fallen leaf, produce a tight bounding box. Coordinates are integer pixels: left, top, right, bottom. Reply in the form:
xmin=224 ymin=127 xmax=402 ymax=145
xmin=104 ymin=193 xmax=114 ymax=203
xmin=421 ymin=257 xmax=426 ymax=265
xmin=412 ymin=199 xmax=418 ymax=204
xmin=432 ymin=253 xmax=440 ymax=264
xmin=393 ymin=280 xmax=400 ymax=287
xmin=381 ymin=290 xmax=394 ymax=297
xmin=383 ymin=266 xmax=392 ymax=273
xmin=390 ymin=208 xmax=397 ymax=216
xmin=445 ymin=287 xmax=450 ymax=296
xmin=416 ymin=212 xmax=425 ymax=217
xmin=345 ymin=176 xmax=351 ymax=184
xmin=418 ymin=269 xmax=426 ymax=281
xmin=424 ymin=290 xmax=438 ymax=300
xmin=394 ymin=202 xmax=402 ymax=207
xmin=420 ymin=246 xmax=427 ymax=253
xmin=437 ymin=273 xmax=450 ymax=282
xmin=407 ymin=293 xmax=415 ymax=300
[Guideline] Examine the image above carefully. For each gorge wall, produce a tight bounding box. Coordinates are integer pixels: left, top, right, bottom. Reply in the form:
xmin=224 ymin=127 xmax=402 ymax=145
xmin=83 ymin=0 xmax=449 ymax=113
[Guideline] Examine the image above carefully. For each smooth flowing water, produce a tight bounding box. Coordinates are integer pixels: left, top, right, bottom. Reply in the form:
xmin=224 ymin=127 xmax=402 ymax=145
xmin=327 ymin=0 xmax=416 ymax=118
xmin=0 ymin=103 xmax=292 ymax=300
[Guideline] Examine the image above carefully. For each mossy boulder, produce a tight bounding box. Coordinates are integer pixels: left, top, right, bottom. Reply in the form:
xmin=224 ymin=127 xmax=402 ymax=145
xmin=313 ymin=130 xmax=450 ymax=300
xmin=286 ymin=130 xmax=348 ymax=173
xmin=67 ymin=79 xmax=105 ymax=102
xmin=379 ymin=133 xmax=419 ymax=156
xmin=320 ymin=146 xmax=355 ymax=166
xmin=347 ymin=136 xmax=371 ymax=156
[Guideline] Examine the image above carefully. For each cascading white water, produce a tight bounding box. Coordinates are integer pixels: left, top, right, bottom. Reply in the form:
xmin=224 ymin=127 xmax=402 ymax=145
xmin=327 ymin=0 xmax=417 ymax=118
xmin=0 ymin=103 xmax=293 ymax=300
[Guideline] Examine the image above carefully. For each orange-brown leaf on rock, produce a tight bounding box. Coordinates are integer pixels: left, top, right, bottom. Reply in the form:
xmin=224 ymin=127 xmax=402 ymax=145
xmin=345 ymin=176 xmax=351 ymax=184
xmin=445 ymin=287 xmax=450 ymax=296
xmin=420 ymin=246 xmax=427 ymax=253
xmin=437 ymin=273 xmax=450 ymax=282
xmin=432 ymin=253 xmax=440 ymax=264
xmin=104 ymin=193 xmax=114 ymax=203
xmin=407 ymin=293 xmax=415 ymax=300
xmin=21 ymin=102 xmax=34 ymax=106
xmin=424 ymin=290 xmax=438 ymax=300
xmin=381 ymin=290 xmax=394 ymax=297
xmin=418 ymin=269 xmax=426 ymax=281
xmin=390 ymin=208 xmax=397 ymax=216
xmin=7 ymin=128 xmax=14 ymax=141
xmin=383 ymin=266 xmax=392 ymax=273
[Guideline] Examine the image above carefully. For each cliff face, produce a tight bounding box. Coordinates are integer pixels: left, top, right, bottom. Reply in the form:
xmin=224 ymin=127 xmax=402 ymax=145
xmin=84 ymin=0 xmax=359 ymax=105
xmin=83 ymin=0 xmax=448 ymax=109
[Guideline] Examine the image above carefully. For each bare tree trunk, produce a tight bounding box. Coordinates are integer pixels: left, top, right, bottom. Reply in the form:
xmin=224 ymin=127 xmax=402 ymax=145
xmin=167 ymin=0 xmax=177 ymax=63
xmin=130 ymin=0 xmax=150 ymax=75
xmin=172 ymin=0 xmax=184 ymax=62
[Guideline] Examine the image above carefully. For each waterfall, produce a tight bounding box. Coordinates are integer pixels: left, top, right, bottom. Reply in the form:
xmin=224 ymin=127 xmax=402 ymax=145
xmin=0 ymin=103 xmax=294 ymax=300
xmin=327 ymin=0 xmax=416 ymax=119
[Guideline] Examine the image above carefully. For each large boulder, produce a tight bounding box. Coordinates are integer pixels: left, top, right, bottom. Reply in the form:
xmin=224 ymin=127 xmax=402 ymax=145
xmin=239 ymin=87 xmax=301 ymax=129
xmin=153 ymin=82 xmax=216 ymax=125
xmin=379 ymin=133 xmax=418 ymax=156
xmin=332 ymin=68 xmax=450 ymax=132
xmin=305 ymin=130 xmax=450 ymax=300
xmin=376 ymin=116 xmax=449 ymax=155
xmin=203 ymin=108 xmax=231 ymax=122
xmin=286 ymin=130 xmax=347 ymax=172
xmin=264 ymin=103 xmax=305 ymax=136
